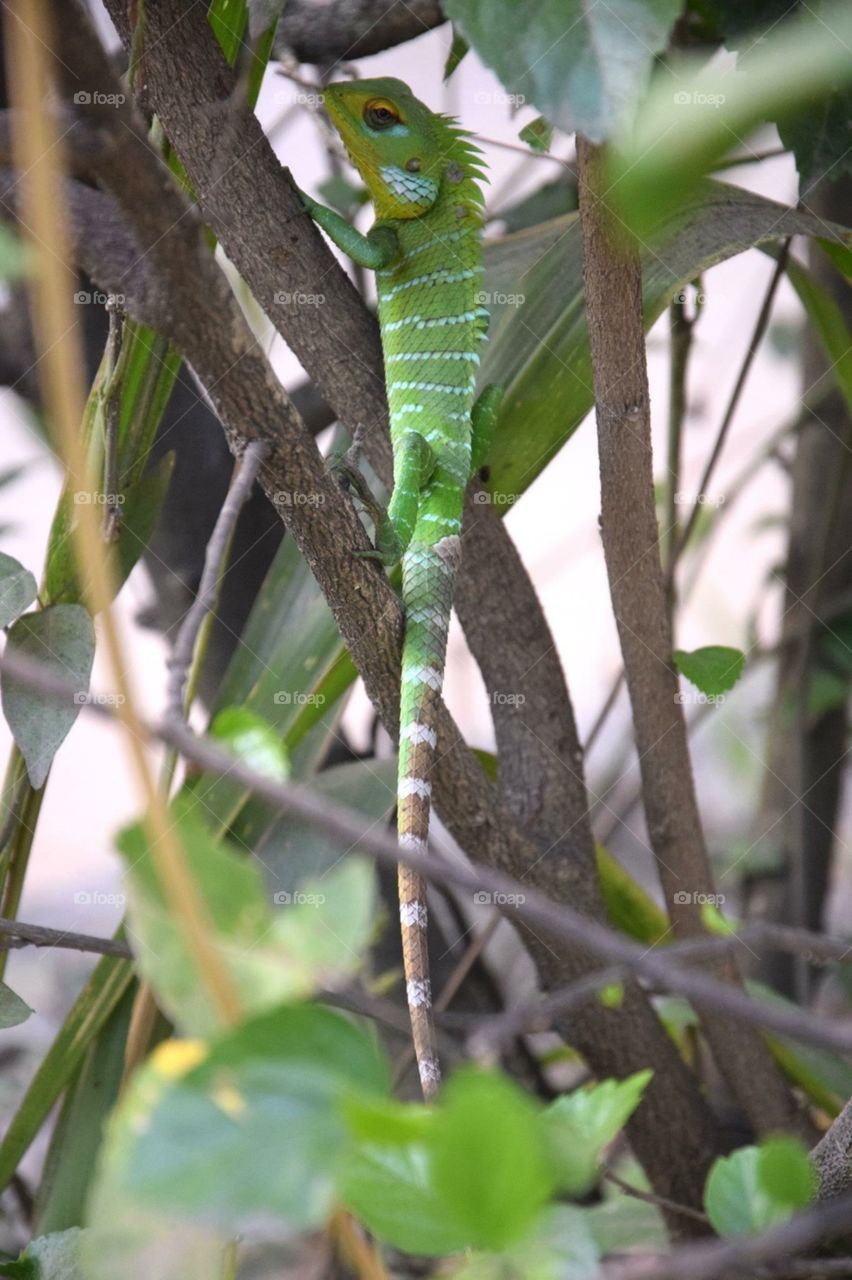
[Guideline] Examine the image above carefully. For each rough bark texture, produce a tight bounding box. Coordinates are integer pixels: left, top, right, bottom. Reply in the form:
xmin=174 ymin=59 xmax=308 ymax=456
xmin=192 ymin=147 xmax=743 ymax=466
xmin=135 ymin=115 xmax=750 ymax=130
xmin=744 ymin=175 xmax=852 ymax=1000
xmin=277 ymin=0 xmax=445 ymax=64
xmin=576 ymin=136 xmax=807 ymax=1141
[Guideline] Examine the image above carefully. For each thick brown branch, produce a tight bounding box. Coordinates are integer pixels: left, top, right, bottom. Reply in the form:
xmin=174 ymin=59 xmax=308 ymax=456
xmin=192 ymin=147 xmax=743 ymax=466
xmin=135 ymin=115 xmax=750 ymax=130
xmin=575 ymin=135 xmax=807 ymax=1140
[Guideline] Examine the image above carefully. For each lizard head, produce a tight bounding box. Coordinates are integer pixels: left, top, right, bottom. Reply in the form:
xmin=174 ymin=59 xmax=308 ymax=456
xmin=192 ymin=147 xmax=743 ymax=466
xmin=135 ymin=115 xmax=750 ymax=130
xmin=323 ymin=77 xmax=485 ymax=221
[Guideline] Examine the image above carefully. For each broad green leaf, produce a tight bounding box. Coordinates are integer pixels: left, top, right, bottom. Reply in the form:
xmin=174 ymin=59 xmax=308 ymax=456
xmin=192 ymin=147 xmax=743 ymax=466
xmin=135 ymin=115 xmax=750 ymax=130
xmin=444 ymin=0 xmax=681 ymax=143
xmin=0 ymin=553 xmax=37 ymax=628
xmin=481 ymin=181 xmax=852 ymax=501
xmin=116 ymin=1006 xmax=388 ymax=1234
xmin=342 ymin=1140 xmax=470 ymax=1257
xmin=0 ymin=605 xmax=95 ymax=788
xmin=672 ymin=645 xmax=745 ymax=697
xmin=209 ymin=706 xmax=289 ymax=783
xmin=456 ymin=1205 xmax=600 ymax=1280
xmin=606 ymin=4 xmax=852 ymax=238
xmin=0 ymin=981 xmax=31 ymax=1029
xmin=0 ymin=1229 xmax=84 ymax=1280
xmin=431 ymin=1069 xmax=555 ymax=1250
xmin=704 ymin=1138 xmax=814 ymax=1239
xmin=519 ymin=117 xmax=553 ymax=154
xmin=118 ymin=799 xmax=375 ymax=1035
xmin=0 ymin=953 xmax=133 ymax=1196
xmin=542 ymin=1071 xmax=652 ymax=1197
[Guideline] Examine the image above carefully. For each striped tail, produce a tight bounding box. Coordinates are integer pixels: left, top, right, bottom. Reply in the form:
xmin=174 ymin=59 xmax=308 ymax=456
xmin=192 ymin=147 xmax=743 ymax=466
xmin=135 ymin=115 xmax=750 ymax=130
xmin=397 ymin=530 xmax=461 ymax=1099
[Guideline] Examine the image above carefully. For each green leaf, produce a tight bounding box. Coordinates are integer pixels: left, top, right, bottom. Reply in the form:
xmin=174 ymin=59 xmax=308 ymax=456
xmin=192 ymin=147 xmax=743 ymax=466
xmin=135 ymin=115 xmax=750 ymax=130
xmin=704 ymin=1138 xmax=814 ymax=1239
xmin=495 ymin=178 xmax=577 ymax=234
xmin=444 ymin=0 xmax=681 ymax=143
xmin=672 ymin=645 xmax=745 ymax=697
xmin=209 ymin=707 xmax=289 ymax=781
xmin=595 ymin=844 xmax=670 ymax=945
xmin=779 ymin=86 xmax=852 ymax=188
xmin=342 ymin=1140 xmax=470 ymax=1257
xmin=1 ymin=1230 xmax=84 ymax=1280
xmin=118 ymin=799 xmax=376 ymax=1035
xmin=431 ymin=1069 xmax=555 ymax=1250
xmin=542 ymin=1071 xmax=652 ymax=1197
xmin=0 ymin=953 xmax=133 ymax=1196
xmin=443 ymin=26 xmax=469 ymax=80
xmin=455 ymin=1205 xmax=600 ymax=1280
xmin=114 ymin=1006 xmax=388 ymax=1234
xmin=0 ymin=981 xmax=31 ymax=1029
xmin=606 ymin=4 xmax=852 ymax=239
xmin=519 ymin=117 xmax=553 ymax=154
xmin=783 ymin=255 xmax=852 ymax=412
xmin=0 ymin=605 xmax=95 ymax=788
xmin=481 ymin=181 xmax=852 ymax=502
xmin=0 ymin=553 xmax=37 ymax=629
xmin=0 ymin=224 xmax=31 ymax=283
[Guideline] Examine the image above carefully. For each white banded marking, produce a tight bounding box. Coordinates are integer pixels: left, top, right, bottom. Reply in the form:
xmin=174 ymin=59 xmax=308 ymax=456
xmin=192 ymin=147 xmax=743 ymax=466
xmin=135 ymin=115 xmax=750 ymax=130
xmin=386 ymin=351 xmax=481 ymax=364
xmin=400 ymin=899 xmax=428 ymax=928
xmin=407 ymin=978 xmax=432 ymax=1008
xmin=399 ymin=832 xmax=428 ymax=853
xmin=380 ymin=266 xmax=483 ymax=300
xmin=402 ymin=664 xmax=444 ymax=691
xmin=399 ymin=777 xmax=432 ymax=799
xmin=383 ymin=310 xmax=479 ymax=332
xmin=401 ymin=722 xmax=438 ymax=748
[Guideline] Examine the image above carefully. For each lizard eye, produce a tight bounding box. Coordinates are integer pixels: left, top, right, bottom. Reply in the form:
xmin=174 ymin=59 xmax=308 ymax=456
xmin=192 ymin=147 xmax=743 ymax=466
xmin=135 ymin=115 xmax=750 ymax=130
xmin=365 ymin=100 xmax=400 ymax=130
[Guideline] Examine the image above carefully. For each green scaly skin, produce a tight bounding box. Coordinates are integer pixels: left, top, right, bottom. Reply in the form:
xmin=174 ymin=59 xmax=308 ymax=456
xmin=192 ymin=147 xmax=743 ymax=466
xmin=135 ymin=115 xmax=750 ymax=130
xmin=300 ymin=78 xmax=502 ymax=1099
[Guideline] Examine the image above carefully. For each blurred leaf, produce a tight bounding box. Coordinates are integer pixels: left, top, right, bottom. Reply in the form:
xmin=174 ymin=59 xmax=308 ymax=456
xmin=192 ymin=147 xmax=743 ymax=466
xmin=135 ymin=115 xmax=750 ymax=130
xmin=481 ymin=181 xmax=852 ymax=501
xmin=0 ymin=953 xmax=133 ymax=1196
xmin=519 ymin=117 xmax=554 ymax=154
xmin=0 ymin=980 xmax=31 ymax=1029
xmin=444 ymin=0 xmax=681 ymax=143
xmin=704 ymin=1138 xmax=814 ymax=1239
xmin=0 ymin=224 xmax=31 ymax=283
xmin=317 ymin=175 xmax=368 ymax=215
xmin=784 ymin=255 xmax=852 ymax=410
xmin=585 ymin=1192 xmax=667 ymax=1253
xmin=606 ymin=5 xmax=852 ymax=239
xmin=210 ymin=706 xmax=289 ymax=781
xmin=1 ymin=605 xmax=95 ymax=788
xmin=455 ymin=1205 xmax=600 ymax=1280
xmin=342 ymin=1139 xmax=469 ymax=1256
xmin=672 ymin=645 xmax=745 ymax=697
xmin=0 ymin=553 xmax=37 ymax=629
xmin=494 ymin=178 xmax=577 ymax=234
xmin=0 ymin=1228 xmax=84 ymax=1280
xmin=542 ymin=1071 xmax=652 ymax=1197
xmin=444 ymin=27 xmax=469 ymax=80
xmin=595 ymin=844 xmax=669 ymax=945
xmin=431 ymin=1069 xmax=555 ymax=1250
xmin=102 ymin=1006 xmax=388 ymax=1239
xmin=118 ymin=799 xmax=375 ymax=1036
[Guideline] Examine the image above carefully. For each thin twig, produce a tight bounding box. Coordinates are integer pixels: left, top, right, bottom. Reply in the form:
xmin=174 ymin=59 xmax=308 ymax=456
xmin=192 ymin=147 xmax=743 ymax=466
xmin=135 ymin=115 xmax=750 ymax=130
xmin=603 ymin=1170 xmax=709 ymax=1228
xmin=0 ymin=916 xmax=130 ymax=958
xmin=165 ymin=440 xmax=269 ymax=719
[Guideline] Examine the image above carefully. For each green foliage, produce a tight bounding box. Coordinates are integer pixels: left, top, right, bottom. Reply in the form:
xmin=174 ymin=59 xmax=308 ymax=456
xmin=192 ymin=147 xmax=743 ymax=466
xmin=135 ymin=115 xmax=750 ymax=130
xmin=519 ymin=117 xmax=553 ymax=154
xmin=672 ymin=645 xmax=745 ymax=697
xmin=704 ymin=1137 xmax=815 ymax=1238
xmin=443 ymin=27 xmax=469 ymax=80
xmin=0 ymin=553 xmax=37 ymax=629
xmin=0 ymin=605 xmax=95 ymax=788
xmin=444 ymin=0 xmax=681 ymax=142
xmin=0 ymin=224 xmax=30 ymax=283
xmin=542 ymin=1072 xmax=652 ymax=1197
xmin=118 ymin=799 xmax=375 ymax=1036
xmin=0 ymin=1228 xmax=83 ymax=1280
xmin=209 ymin=706 xmax=290 ymax=782
xmin=0 ymin=981 xmax=31 ymax=1029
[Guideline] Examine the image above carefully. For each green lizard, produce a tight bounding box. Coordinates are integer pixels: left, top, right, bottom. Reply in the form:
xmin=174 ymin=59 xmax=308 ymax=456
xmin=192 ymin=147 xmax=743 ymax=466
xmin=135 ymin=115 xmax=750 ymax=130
xmin=299 ymin=78 xmax=502 ymax=1099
